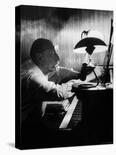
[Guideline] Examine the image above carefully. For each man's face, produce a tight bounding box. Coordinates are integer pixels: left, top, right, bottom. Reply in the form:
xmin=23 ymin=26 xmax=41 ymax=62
xmin=41 ymin=49 xmax=60 ymax=73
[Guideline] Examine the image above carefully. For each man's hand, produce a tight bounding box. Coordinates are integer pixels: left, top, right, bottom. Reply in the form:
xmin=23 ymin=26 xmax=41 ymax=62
xmin=61 ymin=81 xmax=75 ymax=99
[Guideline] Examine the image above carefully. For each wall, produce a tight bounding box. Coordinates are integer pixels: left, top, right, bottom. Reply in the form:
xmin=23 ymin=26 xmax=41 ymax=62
xmin=19 ymin=6 xmax=113 ymax=71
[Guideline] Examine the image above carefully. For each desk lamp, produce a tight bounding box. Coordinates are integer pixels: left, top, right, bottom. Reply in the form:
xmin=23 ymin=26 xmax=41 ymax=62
xmin=74 ymin=37 xmax=106 ymax=88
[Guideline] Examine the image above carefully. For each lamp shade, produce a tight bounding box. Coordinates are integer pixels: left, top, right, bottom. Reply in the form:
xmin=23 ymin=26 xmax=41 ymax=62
xmin=74 ymin=37 xmax=106 ymax=49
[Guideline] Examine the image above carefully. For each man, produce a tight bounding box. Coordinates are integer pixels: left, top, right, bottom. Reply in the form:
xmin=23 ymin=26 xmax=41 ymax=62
xmin=21 ymin=38 xmax=94 ymax=129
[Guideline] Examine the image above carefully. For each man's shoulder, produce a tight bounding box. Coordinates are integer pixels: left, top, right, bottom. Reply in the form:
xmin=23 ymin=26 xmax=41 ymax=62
xmin=21 ymin=59 xmax=45 ymax=81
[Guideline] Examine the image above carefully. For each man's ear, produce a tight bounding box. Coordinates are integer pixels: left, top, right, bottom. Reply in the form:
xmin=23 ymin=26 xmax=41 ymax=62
xmin=33 ymin=53 xmax=43 ymax=66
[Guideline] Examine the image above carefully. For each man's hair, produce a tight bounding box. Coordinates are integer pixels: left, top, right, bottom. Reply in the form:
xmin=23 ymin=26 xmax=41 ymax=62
xmin=30 ymin=38 xmax=55 ymax=65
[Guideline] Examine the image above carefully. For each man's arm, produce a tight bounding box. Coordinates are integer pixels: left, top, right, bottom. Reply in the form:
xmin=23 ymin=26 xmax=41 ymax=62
xmin=30 ymin=72 xmax=75 ymax=101
xmin=57 ymin=67 xmax=80 ymax=84
xmin=56 ymin=64 xmax=94 ymax=84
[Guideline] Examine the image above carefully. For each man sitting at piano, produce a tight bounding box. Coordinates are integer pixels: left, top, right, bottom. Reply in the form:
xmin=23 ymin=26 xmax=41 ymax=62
xmin=21 ymin=38 xmax=96 ymax=130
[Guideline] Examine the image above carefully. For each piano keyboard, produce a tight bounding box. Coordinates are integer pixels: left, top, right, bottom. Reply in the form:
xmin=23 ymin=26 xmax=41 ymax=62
xmin=67 ymin=99 xmax=82 ymax=129
xmin=59 ymin=96 xmax=81 ymax=129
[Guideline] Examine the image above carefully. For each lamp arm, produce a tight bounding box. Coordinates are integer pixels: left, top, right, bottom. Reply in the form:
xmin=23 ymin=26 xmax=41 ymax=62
xmin=92 ymin=69 xmax=99 ymax=86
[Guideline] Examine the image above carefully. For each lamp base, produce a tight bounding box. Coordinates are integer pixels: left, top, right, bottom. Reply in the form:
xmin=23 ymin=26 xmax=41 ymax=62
xmin=73 ymin=82 xmax=97 ymax=90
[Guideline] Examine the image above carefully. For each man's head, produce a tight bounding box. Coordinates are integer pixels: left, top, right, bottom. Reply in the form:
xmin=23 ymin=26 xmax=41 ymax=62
xmin=30 ymin=38 xmax=59 ymax=74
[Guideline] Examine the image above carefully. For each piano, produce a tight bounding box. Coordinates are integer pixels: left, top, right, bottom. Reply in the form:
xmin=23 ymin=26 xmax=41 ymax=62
xmin=42 ymin=83 xmax=113 ymax=146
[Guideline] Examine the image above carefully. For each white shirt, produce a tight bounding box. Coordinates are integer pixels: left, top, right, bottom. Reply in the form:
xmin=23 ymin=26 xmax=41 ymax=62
xmin=21 ymin=59 xmax=79 ymax=99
